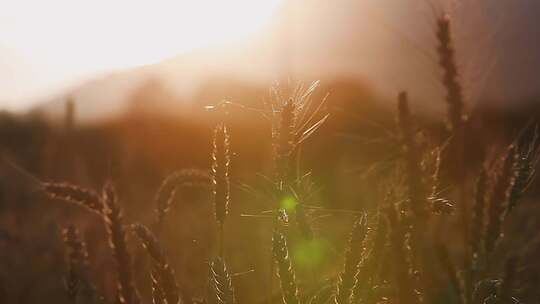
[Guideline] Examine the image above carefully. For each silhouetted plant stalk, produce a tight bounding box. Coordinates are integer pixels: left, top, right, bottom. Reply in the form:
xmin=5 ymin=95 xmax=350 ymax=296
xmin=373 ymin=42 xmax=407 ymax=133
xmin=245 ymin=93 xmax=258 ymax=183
xmin=63 ymin=225 xmax=90 ymax=304
xmin=397 ymin=92 xmax=428 ymax=223
xmin=436 ymin=15 xmax=472 ymax=288
xmin=132 ymin=224 xmax=180 ymax=304
xmin=210 ymin=257 xmax=236 ymax=304
xmin=396 ymin=92 xmax=430 ymax=299
xmin=272 ymin=231 xmax=300 ymax=304
xmin=334 ymin=214 xmax=368 ymax=304
xmin=212 ymin=123 xmax=231 ymax=257
xmin=436 ymin=14 xmax=465 ymax=134
xmin=102 ymin=181 xmax=140 ymax=304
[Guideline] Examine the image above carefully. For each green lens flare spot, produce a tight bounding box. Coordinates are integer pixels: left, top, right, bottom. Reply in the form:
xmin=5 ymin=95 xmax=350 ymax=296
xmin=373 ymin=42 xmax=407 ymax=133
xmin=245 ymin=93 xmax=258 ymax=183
xmin=292 ymin=238 xmax=329 ymax=269
xmin=280 ymin=196 xmax=298 ymax=212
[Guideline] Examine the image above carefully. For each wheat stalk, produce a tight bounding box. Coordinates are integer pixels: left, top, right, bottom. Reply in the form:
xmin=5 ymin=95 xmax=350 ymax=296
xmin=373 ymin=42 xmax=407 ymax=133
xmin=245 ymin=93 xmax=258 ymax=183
xmin=63 ymin=225 xmax=89 ymax=304
xmin=352 ymin=212 xmax=387 ymax=304
xmin=102 ymin=181 xmax=140 ymax=304
xmin=386 ymin=202 xmax=417 ymax=304
xmin=132 ymin=223 xmax=180 ymax=304
xmin=273 ymin=231 xmax=299 ymax=304
xmin=397 ymin=91 xmax=427 ymax=222
xmin=335 ymin=214 xmax=368 ymax=304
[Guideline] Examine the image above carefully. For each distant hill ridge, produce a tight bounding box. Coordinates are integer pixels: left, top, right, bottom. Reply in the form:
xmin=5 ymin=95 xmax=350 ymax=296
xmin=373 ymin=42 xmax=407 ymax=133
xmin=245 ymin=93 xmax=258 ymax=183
xmin=34 ymin=0 xmax=540 ymax=123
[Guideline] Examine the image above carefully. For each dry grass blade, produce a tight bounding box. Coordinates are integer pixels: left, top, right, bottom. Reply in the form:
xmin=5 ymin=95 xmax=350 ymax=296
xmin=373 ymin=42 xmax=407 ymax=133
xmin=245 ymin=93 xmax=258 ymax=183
xmin=132 ymin=223 xmax=180 ymax=304
xmin=210 ymin=257 xmax=236 ymax=304
xmin=273 ymin=231 xmax=300 ymax=304
xmin=335 ymin=214 xmax=368 ymax=304
xmin=43 ymin=182 xmax=103 ymax=214
xmin=102 ymin=181 xmax=140 ymax=304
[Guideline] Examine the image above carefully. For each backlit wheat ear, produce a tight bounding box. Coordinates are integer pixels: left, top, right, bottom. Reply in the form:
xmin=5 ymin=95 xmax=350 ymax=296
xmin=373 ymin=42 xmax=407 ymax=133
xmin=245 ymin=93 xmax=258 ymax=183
xmin=335 ymin=214 xmax=368 ymax=304
xmin=485 ymin=145 xmax=517 ymax=256
xmin=397 ymin=91 xmax=428 ymax=222
xmin=213 ymin=123 xmax=231 ymax=257
xmin=132 ymin=223 xmax=180 ymax=304
xmin=436 ymin=14 xmax=464 ymax=133
xmin=213 ymin=123 xmax=231 ymax=226
xmin=272 ymin=231 xmax=299 ymax=304
xmin=102 ymin=181 xmax=140 ymax=304
xmin=43 ymin=182 xmax=103 ymax=214
xmin=276 ymin=98 xmax=296 ymax=187
xmin=154 ymin=172 xmax=181 ymax=234
xmin=210 ymin=257 xmax=236 ymax=304
xmin=63 ymin=225 xmax=89 ymax=304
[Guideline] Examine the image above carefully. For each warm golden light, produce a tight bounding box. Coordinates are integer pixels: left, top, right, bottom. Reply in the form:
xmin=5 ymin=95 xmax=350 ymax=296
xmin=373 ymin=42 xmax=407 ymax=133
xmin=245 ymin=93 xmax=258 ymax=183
xmin=0 ymin=0 xmax=282 ymax=108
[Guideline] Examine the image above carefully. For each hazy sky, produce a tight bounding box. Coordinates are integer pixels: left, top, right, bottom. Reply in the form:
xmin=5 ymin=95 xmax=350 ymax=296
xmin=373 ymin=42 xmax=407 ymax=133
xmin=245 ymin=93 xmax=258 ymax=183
xmin=0 ymin=0 xmax=281 ymax=110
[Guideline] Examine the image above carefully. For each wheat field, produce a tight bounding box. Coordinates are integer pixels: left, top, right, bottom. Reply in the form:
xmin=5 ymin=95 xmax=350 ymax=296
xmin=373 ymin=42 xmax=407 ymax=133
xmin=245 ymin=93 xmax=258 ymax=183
xmin=1 ymin=6 xmax=540 ymax=304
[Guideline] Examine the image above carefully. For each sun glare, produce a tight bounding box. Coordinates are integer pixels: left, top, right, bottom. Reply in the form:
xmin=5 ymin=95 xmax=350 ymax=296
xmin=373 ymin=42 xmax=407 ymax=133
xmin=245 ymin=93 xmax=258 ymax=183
xmin=0 ymin=0 xmax=282 ymax=107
